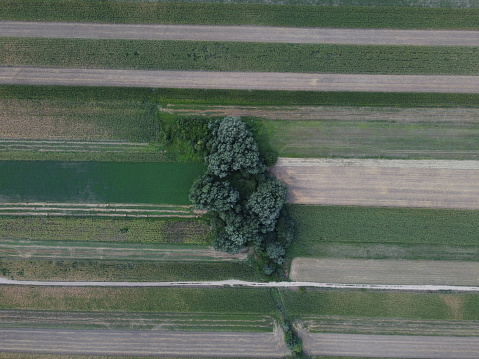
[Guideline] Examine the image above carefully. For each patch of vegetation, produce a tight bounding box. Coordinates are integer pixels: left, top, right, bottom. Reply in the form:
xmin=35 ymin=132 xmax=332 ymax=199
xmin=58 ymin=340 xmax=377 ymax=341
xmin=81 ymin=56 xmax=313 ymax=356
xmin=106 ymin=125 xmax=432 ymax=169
xmin=0 ymin=217 xmax=211 ymax=244
xmin=2 ymin=1 xmax=479 ymax=29
xmin=189 ymin=117 xmax=294 ymax=275
xmin=0 ymin=258 xmax=262 ymax=282
xmin=0 ymin=161 xmax=205 ymax=204
xmin=289 ymin=205 xmax=479 ymax=259
xmin=4 ymin=38 xmax=479 ymax=75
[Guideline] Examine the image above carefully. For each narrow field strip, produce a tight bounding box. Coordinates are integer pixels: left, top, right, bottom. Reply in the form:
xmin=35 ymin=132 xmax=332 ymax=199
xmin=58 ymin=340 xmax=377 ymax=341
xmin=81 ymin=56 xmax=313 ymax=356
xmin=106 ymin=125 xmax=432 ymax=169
xmin=0 ymin=310 xmax=274 ymax=332
xmin=3 ymin=22 xmax=479 ymax=46
xmin=3 ymin=67 xmax=479 ymax=93
xmin=298 ymin=332 xmax=479 ymax=358
xmin=271 ymin=158 xmax=479 ymax=209
xmin=0 ymin=139 xmax=150 ymax=153
xmin=301 ymin=316 xmax=479 ymax=336
xmin=0 ymin=203 xmax=197 ymax=218
xmin=0 ymin=241 xmax=246 ymax=262
xmin=290 ymin=258 xmax=479 ymax=286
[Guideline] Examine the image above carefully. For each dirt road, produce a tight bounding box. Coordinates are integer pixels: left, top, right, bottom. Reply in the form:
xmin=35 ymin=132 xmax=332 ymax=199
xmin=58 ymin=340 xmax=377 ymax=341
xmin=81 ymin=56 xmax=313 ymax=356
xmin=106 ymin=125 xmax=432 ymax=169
xmin=299 ymin=333 xmax=479 ymax=358
xmin=2 ymin=67 xmax=479 ymax=92
xmin=0 ymin=328 xmax=289 ymax=357
xmin=290 ymin=258 xmax=479 ymax=285
xmin=2 ymin=21 xmax=479 ymax=46
xmin=270 ymin=158 xmax=479 ymax=209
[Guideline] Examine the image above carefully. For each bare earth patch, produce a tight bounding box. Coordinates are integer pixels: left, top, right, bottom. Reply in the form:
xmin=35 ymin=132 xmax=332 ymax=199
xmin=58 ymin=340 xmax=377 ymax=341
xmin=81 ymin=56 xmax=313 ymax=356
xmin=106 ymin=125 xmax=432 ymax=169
xmin=270 ymin=158 xmax=479 ymax=209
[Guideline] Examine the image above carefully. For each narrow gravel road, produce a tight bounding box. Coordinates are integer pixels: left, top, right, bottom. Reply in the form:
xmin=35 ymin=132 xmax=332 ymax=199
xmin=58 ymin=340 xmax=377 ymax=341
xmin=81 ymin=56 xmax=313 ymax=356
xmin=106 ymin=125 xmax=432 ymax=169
xmin=3 ymin=67 xmax=479 ymax=92
xmin=2 ymin=21 xmax=479 ymax=46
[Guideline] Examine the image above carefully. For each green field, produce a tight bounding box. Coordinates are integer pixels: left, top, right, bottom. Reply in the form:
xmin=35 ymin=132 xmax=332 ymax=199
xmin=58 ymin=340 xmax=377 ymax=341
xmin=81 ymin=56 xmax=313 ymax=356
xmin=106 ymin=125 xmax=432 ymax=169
xmin=0 ymin=286 xmax=277 ymax=313
xmin=289 ymin=205 xmax=479 ymax=260
xmin=0 ymin=161 xmax=205 ymax=204
xmin=3 ymin=38 xmax=479 ymax=76
xmin=263 ymin=119 xmax=479 ymax=160
xmin=0 ymin=216 xmax=211 ymax=243
xmin=2 ymin=1 xmax=479 ymax=29
xmin=282 ymin=290 xmax=479 ymax=321
xmin=0 ymin=258 xmax=261 ymax=282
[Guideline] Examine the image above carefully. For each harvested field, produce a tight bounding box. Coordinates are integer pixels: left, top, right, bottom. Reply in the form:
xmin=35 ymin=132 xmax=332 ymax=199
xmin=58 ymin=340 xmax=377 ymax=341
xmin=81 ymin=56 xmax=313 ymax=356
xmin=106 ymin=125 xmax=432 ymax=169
xmin=0 ymin=139 xmax=151 ymax=153
xmin=0 ymin=202 xmax=198 ymax=218
xmin=300 ymin=316 xmax=479 ymax=336
xmin=297 ymin=332 xmax=479 ymax=358
xmin=0 ymin=216 xmax=211 ymax=244
xmin=290 ymin=258 xmax=479 ymax=285
xmin=0 ymin=240 xmax=243 ymax=262
xmin=0 ymin=328 xmax=289 ymax=357
xmin=271 ymin=158 xmax=479 ymax=209
xmin=0 ymin=310 xmax=274 ymax=332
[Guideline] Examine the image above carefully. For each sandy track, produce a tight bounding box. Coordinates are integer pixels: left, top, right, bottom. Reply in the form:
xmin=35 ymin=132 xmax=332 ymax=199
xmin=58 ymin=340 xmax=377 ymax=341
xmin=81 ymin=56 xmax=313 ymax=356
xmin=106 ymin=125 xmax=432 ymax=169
xmin=290 ymin=258 xmax=479 ymax=285
xmin=160 ymin=104 xmax=479 ymax=122
xmin=0 ymin=328 xmax=289 ymax=357
xmin=270 ymin=158 xmax=479 ymax=209
xmin=2 ymin=21 xmax=479 ymax=46
xmin=2 ymin=67 xmax=479 ymax=93
xmin=298 ymin=332 xmax=479 ymax=358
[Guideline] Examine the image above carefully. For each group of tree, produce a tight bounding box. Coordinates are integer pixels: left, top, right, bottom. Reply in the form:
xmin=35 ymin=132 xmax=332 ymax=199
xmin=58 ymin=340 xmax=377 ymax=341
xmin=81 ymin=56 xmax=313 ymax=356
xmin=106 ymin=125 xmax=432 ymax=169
xmin=189 ymin=116 xmax=295 ymax=275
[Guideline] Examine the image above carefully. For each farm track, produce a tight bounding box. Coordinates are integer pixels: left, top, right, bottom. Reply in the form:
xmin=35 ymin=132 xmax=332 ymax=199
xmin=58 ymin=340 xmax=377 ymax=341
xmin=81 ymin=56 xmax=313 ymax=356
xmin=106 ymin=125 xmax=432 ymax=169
xmin=290 ymin=258 xmax=479 ymax=286
xmin=2 ymin=21 xmax=479 ymax=46
xmin=0 ymin=327 xmax=289 ymax=357
xmin=0 ymin=202 xmax=198 ymax=218
xmin=160 ymin=104 xmax=479 ymax=122
xmin=298 ymin=332 xmax=479 ymax=358
xmin=0 ymin=240 xmax=247 ymax=262
xmin=3 ymin=67 xmax=479 ymax=93
xmin=271 ymin=158 xmax=479 ymax=209
xmin=0 ymin=138 xmax=150 ymax=153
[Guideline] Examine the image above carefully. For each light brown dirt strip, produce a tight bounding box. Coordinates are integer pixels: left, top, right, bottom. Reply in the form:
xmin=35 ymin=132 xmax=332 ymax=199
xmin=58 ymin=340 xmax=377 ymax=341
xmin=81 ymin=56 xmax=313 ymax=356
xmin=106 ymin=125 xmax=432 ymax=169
xmin=2 ymin=21 xmax=479 ymax=46
xmin=270 ymin=158 xmax=479 ymax=209
xmin=0 ymin=328 xmax=289 ymax=357
xmin=2 ymin=67 xmax=479 ymax=93
xmin=290 ymin=258 xmax=479 ymax=285
xmin=160 ymin=105 xmax=479 ymax=122
xmin=298 ymin=332 xmax=479 ymax=358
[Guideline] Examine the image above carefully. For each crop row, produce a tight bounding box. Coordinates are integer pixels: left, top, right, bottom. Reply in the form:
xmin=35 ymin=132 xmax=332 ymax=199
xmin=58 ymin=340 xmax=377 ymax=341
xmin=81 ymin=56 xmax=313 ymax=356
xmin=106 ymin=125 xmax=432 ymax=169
xmin=2 ymin=1 xmax=478 ymax=29
xmin=3 ymin=38 xmax=479 ymax=76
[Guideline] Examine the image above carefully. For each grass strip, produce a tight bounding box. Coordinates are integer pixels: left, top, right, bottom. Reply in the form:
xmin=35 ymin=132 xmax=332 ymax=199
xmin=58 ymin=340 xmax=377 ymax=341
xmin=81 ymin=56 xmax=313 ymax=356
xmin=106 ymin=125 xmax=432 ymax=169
xmin=289 ymin=205 xmax=479 ymax=260
xmin=0 ymin=258 xmax=262 ymax=282
xmin=0 ymin=286 xmax=277 ymax=313
xmin=282 ymin=290 xmax=479 ymax=321
xmin=263 ymin=119 xmax=479 ymax=160
xmin=3 ymin=38 xmax=479 ymax=76
xmin=2 ymin=1 xmax=479 ymax=29
xmin=0 ymin=355 xmax=257 ymax=359
xmin=0 ymin=216 xmax=211 ymax=244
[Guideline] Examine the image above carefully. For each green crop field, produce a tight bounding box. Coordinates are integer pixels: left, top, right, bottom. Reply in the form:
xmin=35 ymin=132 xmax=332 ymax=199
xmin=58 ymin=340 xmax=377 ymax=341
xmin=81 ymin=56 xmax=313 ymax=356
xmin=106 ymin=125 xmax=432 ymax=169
xmin=289 ymin=205 xmax=479 ymax=260
xmin=0 ymin=161 xmax=205 ymax=204
xmin=2 ymin=1 xmax=479 ymax=29
xmin=3 ymin=38 xmax=479 ymax=76
xmin=0 ymin=286 xmax=277 ymax=313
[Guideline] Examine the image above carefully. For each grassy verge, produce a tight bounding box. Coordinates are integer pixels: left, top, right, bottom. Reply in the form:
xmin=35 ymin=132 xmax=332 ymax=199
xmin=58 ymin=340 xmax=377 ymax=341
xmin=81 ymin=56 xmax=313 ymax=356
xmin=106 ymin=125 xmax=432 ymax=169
xmin=2 ymin=1 xmax=479 ymax=29
xmin=0 ymin=161 xmax=205 ymax=204
xmin=0 ymin=216 xmax=211 ymax=243
xmin=263 ymin=119 xmax=479 ymax=160
xmin=4 ymin=38 xmax=479 ymax=76
xmin=0 ymin=258 xmax=262 ymax=282
xmin=281 ymin=290 xmax=479 ymax=321
xmin=289 ymin=205 xmax=479 ymax=260
xmin=0 ymin=286 xmax=277 ymax=313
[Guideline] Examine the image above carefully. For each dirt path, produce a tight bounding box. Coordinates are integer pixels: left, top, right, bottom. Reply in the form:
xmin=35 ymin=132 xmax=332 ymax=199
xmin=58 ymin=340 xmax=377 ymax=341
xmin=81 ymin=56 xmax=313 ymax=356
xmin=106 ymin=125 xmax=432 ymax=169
xmin=270 ymin=158 xmax=479 ymax=209
xmin=0 ymin=328 xmax=289 ymax=357
xmin=298 ymin=332 xmax=479 ymax=358
xmin=3 ymin=67 xmax=479 ymax=93
xmin=2 ymin=21 xmax=479 ymax=46
xmin=160 ymin=104 xmax=479 ymax=122
xmin=290 ymin=258 xmax=479 ymax=286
